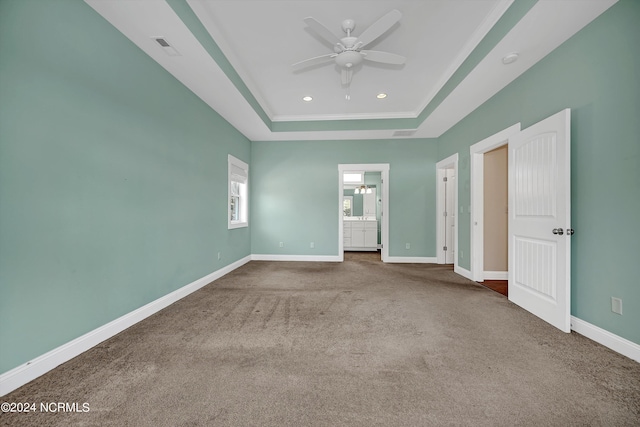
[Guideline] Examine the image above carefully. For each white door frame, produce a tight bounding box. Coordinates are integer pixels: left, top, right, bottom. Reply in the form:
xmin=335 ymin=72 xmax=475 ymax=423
xmin=470 ymin=123 xmax=521 ymax=282
xmin=338 ymin=164 xmax=390 ymax=262
xmin=436 ymin=153 xmax=459 ymax=266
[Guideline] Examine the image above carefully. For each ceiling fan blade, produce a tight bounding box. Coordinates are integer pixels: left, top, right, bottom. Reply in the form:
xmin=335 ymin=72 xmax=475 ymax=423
xmin=292 ymin=53 xmax=336 ymax=70
xmin=361 ymin=50 xmax=406 ymax=65
xmin=304 ymin=17 xmax=340 ymax=46
xmin=341 ymin=68 xmax=353 ymax=86
xmin=358 ymin=9 xmax=402 ymax=48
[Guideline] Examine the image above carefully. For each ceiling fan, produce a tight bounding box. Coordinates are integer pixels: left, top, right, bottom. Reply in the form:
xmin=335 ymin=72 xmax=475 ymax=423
xmin=292 ymin=9 xmax=406 ymax=86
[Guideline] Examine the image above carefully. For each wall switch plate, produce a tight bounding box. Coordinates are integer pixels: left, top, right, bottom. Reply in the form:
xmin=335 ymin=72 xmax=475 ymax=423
xmin=405 ymin=243 xmax=410 ymax=249
xmin=279 ymin=242 xmax=284 ymax=248
xmin=217 ymin=252 xmax=221 ymax=260
xmin=310 ymin=242 xmax=314 ymax=248
xmin=611 ymin=297 xmax=623 ymax=315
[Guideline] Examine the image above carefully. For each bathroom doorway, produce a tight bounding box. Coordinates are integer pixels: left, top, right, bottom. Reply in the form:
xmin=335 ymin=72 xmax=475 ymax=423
xmin=338 ymin=164 xmax=390 ymax=262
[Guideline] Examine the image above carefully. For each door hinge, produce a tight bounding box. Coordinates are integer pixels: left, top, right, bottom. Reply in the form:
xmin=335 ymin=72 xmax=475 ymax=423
xmin=443 ymin=246 xmax=448 ymax=251
xmin=443 ymin=177 xmax=448 ymax=182
xmin=443 ymin=211 xmax=448 ymax=217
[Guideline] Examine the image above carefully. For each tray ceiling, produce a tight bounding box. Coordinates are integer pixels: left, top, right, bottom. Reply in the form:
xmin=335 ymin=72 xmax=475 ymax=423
xmin=85 ymin=0 xmax=617 ymax=141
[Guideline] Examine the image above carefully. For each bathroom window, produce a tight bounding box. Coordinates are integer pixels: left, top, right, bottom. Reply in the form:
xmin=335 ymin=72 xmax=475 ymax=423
xmin=343 ymin=171 xmax=364 ymax=184
xmin=228 ymin=154 xmax=248 ymax=229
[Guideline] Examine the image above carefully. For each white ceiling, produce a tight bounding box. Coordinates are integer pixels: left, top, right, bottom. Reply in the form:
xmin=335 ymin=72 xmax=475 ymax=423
xmin=85 ymin=0 xmax=617 ymax=141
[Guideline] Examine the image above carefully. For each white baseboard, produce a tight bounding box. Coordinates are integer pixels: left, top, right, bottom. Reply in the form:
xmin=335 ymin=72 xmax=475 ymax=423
xmin=251 ymin=254 xmax=341 ymax=262
xmin=385 ymin=256 xmax=438 ymax=263
xmin=454 ymin=265 xmax=473 ymax=280
xmin=484 ymin=271 xmax=508 ymax=280
xmin=571 ymin=317 xmax=640 ymax=363
xmin=0 ymin=255 xmax=251 ymax=397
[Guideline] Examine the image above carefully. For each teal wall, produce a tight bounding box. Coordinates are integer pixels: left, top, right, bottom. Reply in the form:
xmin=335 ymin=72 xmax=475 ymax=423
xmin=251 ymin=139 xmax=438 ymax=257
xmin=0 ymin=0 xmax=251 ymax=373
xmin=1 ymin=0 xmax=637 ymax=378
xmin=437 ymin=0 xmax=640 ymax=344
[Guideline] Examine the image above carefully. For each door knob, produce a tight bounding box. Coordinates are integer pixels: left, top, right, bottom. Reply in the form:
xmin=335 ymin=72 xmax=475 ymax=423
xmin=566 ymin=228 xmax=575 ymax=235
xmin=552 ymin=228 xmax=564 ymax=235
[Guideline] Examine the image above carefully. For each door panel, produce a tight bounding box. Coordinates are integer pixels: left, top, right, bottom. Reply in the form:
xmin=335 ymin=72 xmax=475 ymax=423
xmin=364 ymin=228 xmax=377 ymax=247
xmin=351 ymin=224 xmax=365 ymax=247
xmin=509 ymin=109 xmax=571 ymax=332
xmin=513 ymin=237 xmax=556 ymax=300
xmin=445 ymin=170 xmax=455 ymax=264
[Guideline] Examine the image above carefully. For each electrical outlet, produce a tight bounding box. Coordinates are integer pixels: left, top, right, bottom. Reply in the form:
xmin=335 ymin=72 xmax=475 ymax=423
xmin=405 ymin=243 xmax=410 ymax=250
xmin=611 ymin=297 xmax=623 ymax=315
xmin=279 ymin=242 xmax=284 ymax=248
xmin=310 ymin=242 xmax=315 ymax=249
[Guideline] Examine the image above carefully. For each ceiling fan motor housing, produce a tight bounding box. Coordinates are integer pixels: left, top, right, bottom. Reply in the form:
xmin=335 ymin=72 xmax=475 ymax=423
xmin=341 ymin=19 xmax=356 ymax=34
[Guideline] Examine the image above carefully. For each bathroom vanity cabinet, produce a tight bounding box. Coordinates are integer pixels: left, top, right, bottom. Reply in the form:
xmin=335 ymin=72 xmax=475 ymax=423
xmin=344 ymin=219 xmax=378 ymax=251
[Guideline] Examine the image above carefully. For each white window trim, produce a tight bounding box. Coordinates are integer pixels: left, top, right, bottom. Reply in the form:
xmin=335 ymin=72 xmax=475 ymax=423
xmin=228 ymin=154 xmax=248 ymax=229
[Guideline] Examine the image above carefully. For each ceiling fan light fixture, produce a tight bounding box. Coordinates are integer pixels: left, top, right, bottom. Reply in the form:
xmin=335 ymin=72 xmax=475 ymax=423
xmin=502 ymin=52 xmax=519 ymax=65
xmin=302 ymin=96 xmax=313 ymax=102
xmin=376 ymin=93 xmax=387 ymax=99
xmin=335 ymin=50 xmax=363 ymax=68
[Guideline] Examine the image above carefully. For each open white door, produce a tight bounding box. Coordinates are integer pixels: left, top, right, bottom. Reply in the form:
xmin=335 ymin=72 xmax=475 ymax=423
xmin=508 ymin=109 xmax=571 ymax=332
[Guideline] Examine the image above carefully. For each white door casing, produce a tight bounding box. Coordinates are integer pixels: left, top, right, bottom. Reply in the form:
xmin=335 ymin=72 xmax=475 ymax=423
xmin=445 ymin=169 xmax=456 ymax=264
xmin=508 ymin=109 xmax=571 ymax=333
xmin=436 ymin=153 xmax=459 ymax=266
xmin=470 ymin=123 xmax=521 ymax=281
xmin=338 ymin=164 xmax=390 ymax=262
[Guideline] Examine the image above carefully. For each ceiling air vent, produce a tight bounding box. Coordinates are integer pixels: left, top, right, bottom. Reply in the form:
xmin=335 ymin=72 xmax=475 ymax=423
xmin=152 ymin=37 xmax=180 ymax=56
xmin=155 ymin=38 xmax=170 ymax=47
xmin=392 ymin=130 xmax=417 ymax=137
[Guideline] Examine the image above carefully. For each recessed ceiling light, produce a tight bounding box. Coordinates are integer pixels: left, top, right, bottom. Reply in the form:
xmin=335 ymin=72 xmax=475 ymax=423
xmin=302 ymin=96 xmax=313 ymax=102
xmin=376 ymin=93 xmax=387 ymax=99
xmin=502 ymin=52 xmax=519 ymax=65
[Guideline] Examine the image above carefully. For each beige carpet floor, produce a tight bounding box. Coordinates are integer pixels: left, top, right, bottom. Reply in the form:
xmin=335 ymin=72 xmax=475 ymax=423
xmin=2 ymin=252 xmax=639 ymax=426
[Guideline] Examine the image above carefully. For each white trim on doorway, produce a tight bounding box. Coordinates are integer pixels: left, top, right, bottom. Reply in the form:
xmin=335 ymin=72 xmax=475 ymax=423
xmin=338 ymin=164 xmax=390 ymax=262
xmin=436 ymin=153 xmax=459 ymax=267
xmin=469 ymin=123 xmax=521 ymax=282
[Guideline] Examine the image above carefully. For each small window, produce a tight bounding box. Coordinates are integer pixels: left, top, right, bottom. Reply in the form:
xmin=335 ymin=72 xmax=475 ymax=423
xmin=228 ymin=155 xmax=248 ymax=229
xmin=343 ymin=171 xmax=364 ymax=184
